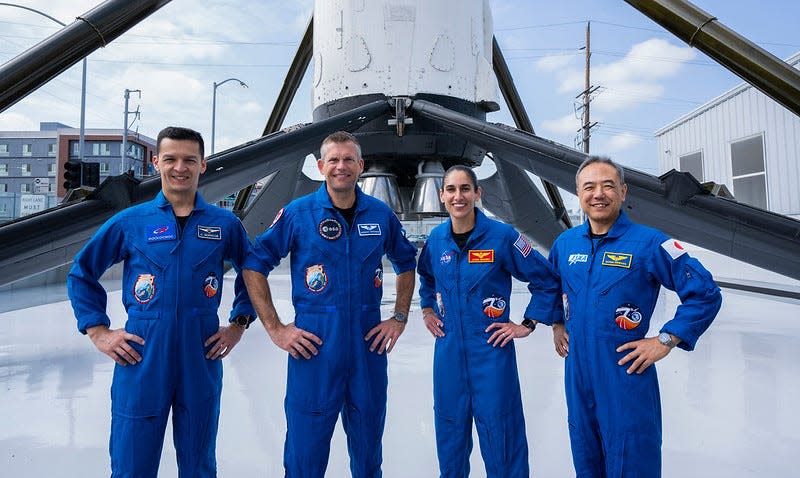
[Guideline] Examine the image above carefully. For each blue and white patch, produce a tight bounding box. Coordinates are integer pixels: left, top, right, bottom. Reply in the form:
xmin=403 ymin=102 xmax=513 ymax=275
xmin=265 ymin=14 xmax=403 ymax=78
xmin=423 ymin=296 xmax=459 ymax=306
xmin=318 ymin=218 xmax=342 ymax=240
xmin=133 ymin=273 xmax=156 ymax=303
xmin=147 ymin=224 xmax=177 ymax=243
xmin=197 ymin=225 xmax=222 ymax=240
xmin=568 ymin=253 xmax=589 ymax=265
xmin=305 ymin=264 xmax=328 ymax=292
xmin=357 ymin=223 xmax=382 ymax=236
xmin=440 ymin=251 xmax=454 ymax=265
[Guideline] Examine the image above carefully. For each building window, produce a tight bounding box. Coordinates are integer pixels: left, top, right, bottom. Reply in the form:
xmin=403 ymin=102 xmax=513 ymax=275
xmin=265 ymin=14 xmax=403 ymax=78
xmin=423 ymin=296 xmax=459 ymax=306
xmin=679 ymin=151 xmax=704 ymax=182
xmin=0 ymin=203 xmax=7 ymax=215
xmin=22 ymin=144 xmax=32 ymax=157
xmin=0 ymin=164 xmax=7 ymax=176
xmin=48 ymin=143 xmax=57 ymax=157
xmin=21 ymin=183 xmax=31 ymax=193
xmin=72 ymin=141 xmax=80 ymax=156
xmin=49 ymin=182 xmax=57 ymax=192
xmin=100 ymin=162 xmax=110 ymax=173
xmin=0 ymin=183 xmax=6 ymax=193
xmin=0 ymin=144 xmax=8 ymax=156
xmin=92 ymin=143 xmax=112 ymax=156
xmin=48 ymin=163 xmax=57 ymax=176
xmin=21 ymin=163 xmax=31 ymax=176
xmin=731 ymin=134 xmax=767 ymax=210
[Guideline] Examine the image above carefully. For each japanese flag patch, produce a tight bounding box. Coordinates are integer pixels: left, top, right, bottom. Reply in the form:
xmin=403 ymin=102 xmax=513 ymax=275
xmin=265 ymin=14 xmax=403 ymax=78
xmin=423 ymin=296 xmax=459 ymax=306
xmin=661 ymin=238 xmax=687 ymax=260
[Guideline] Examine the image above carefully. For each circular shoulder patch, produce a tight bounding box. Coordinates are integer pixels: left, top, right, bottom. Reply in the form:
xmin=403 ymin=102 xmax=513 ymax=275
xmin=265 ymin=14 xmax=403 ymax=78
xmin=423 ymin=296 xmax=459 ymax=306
xmin=318 ymin=218 xmax=343 ymax=240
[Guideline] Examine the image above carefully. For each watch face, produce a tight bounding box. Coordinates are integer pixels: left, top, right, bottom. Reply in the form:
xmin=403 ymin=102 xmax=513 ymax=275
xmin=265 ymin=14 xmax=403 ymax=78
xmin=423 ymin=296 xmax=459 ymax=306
xmin=393 ymin=312 xmax=407 ymax=322
xmin=236 ymin=316 xmax=250 ymax=327
xmin=658 ymin=333 xmax=673 ymax=346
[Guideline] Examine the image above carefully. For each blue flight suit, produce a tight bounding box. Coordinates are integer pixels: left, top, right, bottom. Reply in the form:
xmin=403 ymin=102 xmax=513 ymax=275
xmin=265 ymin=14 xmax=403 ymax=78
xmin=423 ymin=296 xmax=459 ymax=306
xmin=417 ymin=209 xmax=561 ymax=478
xmin=549 ymin=211 xmax=722 ymax=478
xmin=67 ymin=191 xmax=255 ymax=478
xmin=244 ymin=184 xmax=417 ymax=478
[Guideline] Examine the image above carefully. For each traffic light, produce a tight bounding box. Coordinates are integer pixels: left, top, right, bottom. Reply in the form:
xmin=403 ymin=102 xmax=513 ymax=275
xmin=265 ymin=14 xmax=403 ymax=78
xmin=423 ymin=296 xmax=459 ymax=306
xmin=82 ymin=161 xmax=100 ymax=188
xmin=63 ymin=160 xmax=82 ymax=190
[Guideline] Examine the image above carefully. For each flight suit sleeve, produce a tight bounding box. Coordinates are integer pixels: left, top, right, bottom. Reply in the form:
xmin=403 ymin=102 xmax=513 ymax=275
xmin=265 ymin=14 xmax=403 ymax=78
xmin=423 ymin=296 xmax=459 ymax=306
xmin=417 ymin=241 xmax=437 ymax=310
xmin=547 ymin=235 xmax=566 ymax=325
xmin=226 ymin=216 xmax=257 ymax=321
xmin=244 ymin=206 xmax=294 ymax=277
xmin=67 ymin=217 xmax=127 ymax=334
xmin=384 ymin=212 xmax=417 ymax=275
xmin=646 ymin=235 xmax=722 ymax=351
xmin=505 ymin=228 xmax=562 ymax=325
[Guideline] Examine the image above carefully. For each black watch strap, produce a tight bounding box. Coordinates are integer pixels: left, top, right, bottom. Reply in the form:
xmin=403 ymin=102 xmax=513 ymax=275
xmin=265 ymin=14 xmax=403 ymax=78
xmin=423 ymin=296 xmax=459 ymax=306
xmin=521 ymin=318 xmax=537 ymax=331
xmin=233 ymin=314 xmax=252 ymax=329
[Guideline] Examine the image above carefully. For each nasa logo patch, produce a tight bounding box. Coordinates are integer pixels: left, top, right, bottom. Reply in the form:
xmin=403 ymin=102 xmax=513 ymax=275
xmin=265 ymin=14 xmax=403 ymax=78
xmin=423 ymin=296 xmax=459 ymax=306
xmin=270 ymin=208 xmax=284 ymax=228
xmin=615 ymin=303 xmax=643 ymax=330
xmin=203 ymin=272 xmax=219 ymax=298
xmin=440 ymin=251 xmax=453 ymax=265
xmin=482 ymin=296 xmax=507 ymax=318
xmin=133 ymin=273 xmax=156 ymax=304
xmin=305 ymin=264 xmax=328 ymax=292
xmin=318 ymin=218 xmax=342 ymax=240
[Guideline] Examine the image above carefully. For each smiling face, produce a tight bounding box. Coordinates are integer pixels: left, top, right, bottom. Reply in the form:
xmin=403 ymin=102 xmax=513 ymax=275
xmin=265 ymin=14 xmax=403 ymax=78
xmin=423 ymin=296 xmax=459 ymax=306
xmin=440 ymin=169 xmax=481 ymax=229
xmin=576 ymin=161 xmax=627 ymax=234
xmin=317 ymin=140 xmax=364 ymax=196
xmin=152 ymin=138 xmax=206 ymax=199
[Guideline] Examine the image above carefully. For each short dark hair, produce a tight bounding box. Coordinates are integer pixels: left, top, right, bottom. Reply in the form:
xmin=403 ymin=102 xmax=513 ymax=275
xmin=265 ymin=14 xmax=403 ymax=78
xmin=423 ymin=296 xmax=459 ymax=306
xmin=442 ymin=164 xmax=479 ymax=190
xmin=575 ymin=155 xmax=625 ymax=185
xmin=157 ymin=126 xmax=204 ymax=158
xmin=320 ymin=131 xmax=362 ymax=159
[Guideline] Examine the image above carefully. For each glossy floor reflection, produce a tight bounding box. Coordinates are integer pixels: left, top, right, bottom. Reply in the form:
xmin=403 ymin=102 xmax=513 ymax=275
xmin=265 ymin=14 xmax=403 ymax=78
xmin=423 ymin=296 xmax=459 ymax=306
xmin=1 ymin=273 xmax=798 ymax=477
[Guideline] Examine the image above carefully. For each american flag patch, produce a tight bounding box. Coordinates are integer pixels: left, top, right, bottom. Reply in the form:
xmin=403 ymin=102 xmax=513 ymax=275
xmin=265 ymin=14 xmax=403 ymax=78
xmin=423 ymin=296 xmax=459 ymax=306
xmin=514 ymin=234 xmax=532 ymax=257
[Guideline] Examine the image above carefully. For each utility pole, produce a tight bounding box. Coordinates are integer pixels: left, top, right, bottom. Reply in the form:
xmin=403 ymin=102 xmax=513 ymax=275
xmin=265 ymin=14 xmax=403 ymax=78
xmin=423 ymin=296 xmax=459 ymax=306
xmin=578 ymin=21 xmax=598 ymax=154
xmin=122 ymin=89 xmax=141 ymax=175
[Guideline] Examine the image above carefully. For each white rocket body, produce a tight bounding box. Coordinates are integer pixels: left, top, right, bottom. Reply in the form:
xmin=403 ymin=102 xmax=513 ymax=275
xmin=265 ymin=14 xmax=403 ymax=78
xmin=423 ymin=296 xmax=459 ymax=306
xmin=312 ymin=0 xmax=498 ymax=113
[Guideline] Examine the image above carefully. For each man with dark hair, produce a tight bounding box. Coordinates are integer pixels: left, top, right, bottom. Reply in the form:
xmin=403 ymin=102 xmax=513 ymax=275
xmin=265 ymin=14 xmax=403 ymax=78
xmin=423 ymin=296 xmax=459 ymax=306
xmin=243 ymin=131 xmax=417 ymax=477
xmin=68 ymin=126 xmax=255 ymax=477
xmin=549 ymin=155 xmax=722 ymax=477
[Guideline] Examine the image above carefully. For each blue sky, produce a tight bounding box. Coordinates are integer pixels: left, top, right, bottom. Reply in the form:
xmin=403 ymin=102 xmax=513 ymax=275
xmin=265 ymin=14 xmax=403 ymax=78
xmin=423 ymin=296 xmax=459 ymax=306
xmin=1 ymin=0 xmax=798 ymax=177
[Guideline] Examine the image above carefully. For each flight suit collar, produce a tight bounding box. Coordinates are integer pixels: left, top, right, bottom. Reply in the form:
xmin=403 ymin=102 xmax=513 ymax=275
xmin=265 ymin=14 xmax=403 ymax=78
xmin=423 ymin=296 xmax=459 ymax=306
xmin=154 ymin=190 xmax=209 ymax=213
xmin=443 ymin=208 xmax=490 ymax=249
xmin=314 ymin=182 xmax=366 ymax=213
xmin=578 ymin=210 xmax=633 ymax=241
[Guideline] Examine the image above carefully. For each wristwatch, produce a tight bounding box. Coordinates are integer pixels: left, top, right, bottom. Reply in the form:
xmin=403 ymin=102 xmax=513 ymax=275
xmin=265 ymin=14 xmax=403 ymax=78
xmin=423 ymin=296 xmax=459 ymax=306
xmin=521 ymin=318 xmax=537 ymax=331
xmin=657 ymin=332 xmax=676 ymax=348
xmin=390 ymin=311 xmax=408 ymax=323
xmin=233 ymin=314 xmax=252 ymax=329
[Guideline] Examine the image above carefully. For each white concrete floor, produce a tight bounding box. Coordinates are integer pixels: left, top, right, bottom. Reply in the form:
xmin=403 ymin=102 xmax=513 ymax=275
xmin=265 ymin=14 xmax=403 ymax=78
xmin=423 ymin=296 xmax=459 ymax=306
xmin=1 ymin=272 xmax=798 ymax=477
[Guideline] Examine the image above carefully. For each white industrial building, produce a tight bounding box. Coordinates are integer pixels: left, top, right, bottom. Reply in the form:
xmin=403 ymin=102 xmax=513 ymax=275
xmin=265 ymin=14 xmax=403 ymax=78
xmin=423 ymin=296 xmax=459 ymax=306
xmin=655 ymin=52 xmax=800 ymax=220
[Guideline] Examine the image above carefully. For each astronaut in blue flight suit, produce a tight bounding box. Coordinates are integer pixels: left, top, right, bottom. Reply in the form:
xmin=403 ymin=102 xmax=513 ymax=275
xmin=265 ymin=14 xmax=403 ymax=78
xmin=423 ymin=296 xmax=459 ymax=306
xmin=417 ymin=165 xmax=562 ymax=478
xmin=243 ymin=131 xmax=417 ymax=478
xmin=549 ymin=156 xmax=722 ymax=478
xmin=67 ymin=127 xmax=255 ymax=478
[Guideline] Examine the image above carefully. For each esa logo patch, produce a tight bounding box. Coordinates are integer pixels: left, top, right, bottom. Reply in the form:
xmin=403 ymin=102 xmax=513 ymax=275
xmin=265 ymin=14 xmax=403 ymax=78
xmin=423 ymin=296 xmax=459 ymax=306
xmin=468 ymin=250 xmax=494 ymax=263
xmin=133 ymin=274 xmax=156 ymax=303
xmin=305 ymin=264 xmax=328 ymax=292
xmin=203 ymin=272 xmax=219 ymax=298
xmin=602 ymin=252 xmax=632 ymax=268
xmin=318 ymin=218 xmax=342 ymax=240
xmin=615 ymin=303 xmax=642 ymax=330
xmin=482 ymin=296 xmax=507 ymax=318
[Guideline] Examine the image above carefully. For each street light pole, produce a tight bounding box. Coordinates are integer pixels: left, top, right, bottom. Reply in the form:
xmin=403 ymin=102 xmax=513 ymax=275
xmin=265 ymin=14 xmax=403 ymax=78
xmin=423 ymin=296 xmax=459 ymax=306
xmin=122 ymin=88 xmax=141 ymax=175
xmin=0 ymin=3 xmax=87 ymax=160
xmin=211 ymin=78 xmax=247 ymax=155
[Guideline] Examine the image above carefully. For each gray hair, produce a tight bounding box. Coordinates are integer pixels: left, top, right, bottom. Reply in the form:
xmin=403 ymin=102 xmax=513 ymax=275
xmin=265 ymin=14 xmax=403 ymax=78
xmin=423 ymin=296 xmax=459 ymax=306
xmin=320 ymin=131 xmax=362 ymax=160
xmin=575 ymin=155 xmax=625 ymax=186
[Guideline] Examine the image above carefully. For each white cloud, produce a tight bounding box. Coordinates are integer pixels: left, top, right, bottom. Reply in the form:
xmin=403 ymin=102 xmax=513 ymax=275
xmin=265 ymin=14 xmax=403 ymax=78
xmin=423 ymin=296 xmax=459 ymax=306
xmin=554 ymin=38 xmax=696 ymax=110
xmin=0 ymin=112 xmax=38 ymax=131
xmin=536 ymin=54 xmax=575 ymax=72
xmin=605 ymin=132 xmax=643 ymax=152
xmin=541 ymin=113 xmax=580 ymax=136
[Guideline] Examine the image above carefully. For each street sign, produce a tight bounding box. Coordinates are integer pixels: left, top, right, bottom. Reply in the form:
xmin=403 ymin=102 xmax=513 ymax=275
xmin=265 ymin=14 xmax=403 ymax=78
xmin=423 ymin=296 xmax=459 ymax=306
xmin=19 ymin=194 xmax=46 ymax=217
